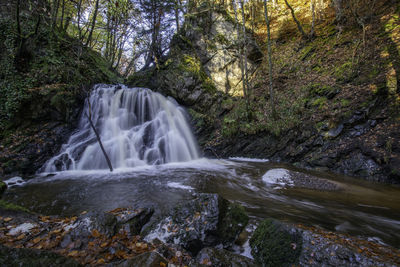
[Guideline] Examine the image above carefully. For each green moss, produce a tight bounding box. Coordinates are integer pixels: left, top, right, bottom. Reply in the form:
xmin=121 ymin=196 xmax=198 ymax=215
xmin=214 ymin=33 xmax=230 ymax=46
xmin=178 ymin=54 xmax=217 ymax=93
xmin=384 ymin=14 xmax=400 ymax=32
xmin=218 ymin=200 xmax=249 ymax=245
xmin=127 ymin=69 xmax=155 ymax=88
xmin=311 ymin=97 xmax=327 ymax=109
xmin=340 ymin=98 xmax=351 ymax=107
xmin=188 ymin=108 xmax=207 ymax=128
xmin=0 ymin=181 xmax=6 ymax=197
xmin=250 ymin=219 xmax=302 ymax=267
xmin=308 ymin=83 xmax=340 ymax=99
xmin=300 ymin=45 xmax=315 ymax=61
xmin=0 ymin=200 xmax=30 ymax=213
xmin=335 ymin=62 xmax=355 ymax=83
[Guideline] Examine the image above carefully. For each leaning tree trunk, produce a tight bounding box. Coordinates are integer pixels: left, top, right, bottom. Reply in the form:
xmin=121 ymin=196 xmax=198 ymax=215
xmin=86 ymin=99 xmax=113 ymax=172
xmin=283 ymin=0 xmax=308 ymax=39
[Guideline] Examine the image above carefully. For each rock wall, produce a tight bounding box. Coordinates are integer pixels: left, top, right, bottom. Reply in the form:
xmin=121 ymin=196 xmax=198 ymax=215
xmin=128 ymin=3 xmax=262 ymax=110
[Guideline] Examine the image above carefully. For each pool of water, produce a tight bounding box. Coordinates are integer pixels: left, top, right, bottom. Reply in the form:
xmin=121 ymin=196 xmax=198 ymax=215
xmin=4 ymin=158 xmax=400 ymax=248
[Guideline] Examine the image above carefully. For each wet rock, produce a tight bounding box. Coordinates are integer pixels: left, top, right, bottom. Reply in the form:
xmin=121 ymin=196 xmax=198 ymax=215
xmin=250 ymin=219 xmax=303 ymax=267
xmin=0 ymin=244 xmax=82 ymax=267
xmin=67 ymin=211 xmax=117 ymax=239
xmin=194 ymin=247 xmax=256 ymax=266
xmin=339 ymin=152 xmax=381 ymax=178
xmin=0 ymin=181 xmax=6 ymax=197
xmin=145 ymin=194 xmax=248 ymax=255
xmin=299 ymin=229 xmax=394 ymax=266
xmin=327 ymin=124 xmax=344 ymax=138
xmin=115 ymin=251 xmax=168 ymax=267
xmin=262 ymin=168 xmax=342 ymax=191
xmin=109 ymin=207 xmax=154 ymax=236
xmin=64 ymin=207 xmax=154 ymax=243
xmin=218 ymin=202 xmax=249 ymax=247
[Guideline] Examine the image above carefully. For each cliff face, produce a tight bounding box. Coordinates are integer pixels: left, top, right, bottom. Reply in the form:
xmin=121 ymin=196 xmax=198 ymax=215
xmin=128 ymin=3 xmax=262 ymax=108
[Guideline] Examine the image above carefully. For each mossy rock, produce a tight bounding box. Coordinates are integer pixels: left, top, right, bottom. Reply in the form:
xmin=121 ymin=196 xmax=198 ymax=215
xmin=217 ymin=200 xmax=249 ymax=245
xmin=0 ymin=200 xmax=30 ymax=213
xmin=250 ymin=219 xmax=303 ymax=267
xmin=0 ymin=181 xmax=6 ymax=197
xmin=0 ymin=244 xmax=81 ymax=267
xmin=127 ymin=69 xmax=156 ymax=88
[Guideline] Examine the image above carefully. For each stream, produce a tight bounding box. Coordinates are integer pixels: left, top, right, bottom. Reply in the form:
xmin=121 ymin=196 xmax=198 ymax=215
xmin=4 ymin=158 xmax=400 ymax=249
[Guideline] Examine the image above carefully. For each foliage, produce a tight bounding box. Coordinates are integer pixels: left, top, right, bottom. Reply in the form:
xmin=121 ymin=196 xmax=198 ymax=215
xmin=0 ymin=12 xmax=120 ymax=130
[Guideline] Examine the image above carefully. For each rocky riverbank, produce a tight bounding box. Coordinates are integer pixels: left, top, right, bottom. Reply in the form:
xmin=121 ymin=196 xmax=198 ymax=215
xmin=1 ymin=191 xmax=399 ymax=266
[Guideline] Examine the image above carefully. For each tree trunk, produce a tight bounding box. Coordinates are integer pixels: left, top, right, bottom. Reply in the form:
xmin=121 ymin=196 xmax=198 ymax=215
xmin=85 ymin=0 xmax=100 ymax=47
xmin=86 ymin=99 xmax=113 ymax=172
xmin=240 ymin=0 xmax=250 ymax=99
xmin=231 ymin=0 xmax=246 ymax=98
xmin=333 ymin=0 xmax=344 ymax=24
xmin=310 ymin=0 xmax=316 ymax=38
xmin=263 ymin=0 xmax=275 ymax=117
xmin=52 ymin=0 xmax=60 ymax=30
xmin=77 ymin=0 xmax=83 ymax=40
xmin=16 ymin=0 xmax=21 ymax=36
xmin=60 ymin=0 xmax=65 ymax=31
xmin=283 ymin=0 xmax=308 ymax=39
xmin=174 ymin=0 xmax=180 ymax=32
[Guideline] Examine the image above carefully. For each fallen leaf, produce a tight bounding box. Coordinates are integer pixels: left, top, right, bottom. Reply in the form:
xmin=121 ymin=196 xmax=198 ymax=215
xmin=32 ymin=237 xmax=41 ymax=244
xmin=91 ymin=229 xmax=100 ymax=238
xmin=68 ymin=250 xmax=79 ymax=257
xmin=96 ymin=258 xmax=106 ymax=264
xmin=16 ymin=234 xmax=25 ymax=240
xmin=4 ymin=217 xmax=13 ymax=223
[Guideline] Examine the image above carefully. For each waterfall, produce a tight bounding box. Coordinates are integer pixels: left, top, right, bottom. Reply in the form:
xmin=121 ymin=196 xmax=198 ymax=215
xmin=44 ymin=84 xmax=200 ymax=172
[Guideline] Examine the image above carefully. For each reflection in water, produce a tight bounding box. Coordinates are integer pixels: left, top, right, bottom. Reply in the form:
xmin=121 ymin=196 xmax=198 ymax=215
xmin=4 ymin=159 xmax=400 ymax=248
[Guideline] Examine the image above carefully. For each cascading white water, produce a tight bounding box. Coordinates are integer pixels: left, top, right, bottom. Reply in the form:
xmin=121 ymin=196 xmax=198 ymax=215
xmin=44 ymin=84 xmax=200 ymax=171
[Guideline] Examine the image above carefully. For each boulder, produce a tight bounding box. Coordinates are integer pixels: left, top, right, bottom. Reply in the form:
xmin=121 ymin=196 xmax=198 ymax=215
xmin=62 ymin=207 xmax=154 ymax=247
xmin=250 ymin=219 xmax=398 ymax=266
xmin=115 ymin=251 xmax=168 ymax=267
xmin=145 ymin=193 xmax=248 ymax=255
xmin=0 ymin=181 xmax=6 ymax=197
xmin=249 ymin=219 xmax=303 ymax=267
xmin=194 ymin=247 xmax=256 ymax=266
xmin=0 ymin=244 xmax=81 ymax=267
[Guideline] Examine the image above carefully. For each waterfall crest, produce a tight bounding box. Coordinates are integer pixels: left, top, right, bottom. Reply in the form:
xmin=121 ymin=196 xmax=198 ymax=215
xmin=44 ymin=84 xmax=200 ymax=171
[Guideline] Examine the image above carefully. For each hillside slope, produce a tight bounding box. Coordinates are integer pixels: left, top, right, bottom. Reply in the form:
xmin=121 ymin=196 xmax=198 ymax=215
xmin=129 ymin=1 xmax=400 ymax=183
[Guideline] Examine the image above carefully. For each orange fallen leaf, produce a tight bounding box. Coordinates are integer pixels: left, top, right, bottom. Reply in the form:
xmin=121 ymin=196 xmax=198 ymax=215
xmin=32 ymin=237 xmax=41 ymax=244
xmin=68 ymin=250 xmax=79 ymax=257
xmin=51 ymin=228 xmax=62 ymax=234
xmin=91 ymin=229 xmax=100 ymax=238
xmin=96 ymin=258 xmax=106 ymax=264
xmin=16 ymin=234 xmax=25 ymax=240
